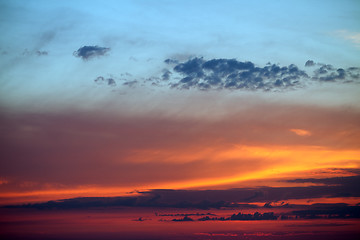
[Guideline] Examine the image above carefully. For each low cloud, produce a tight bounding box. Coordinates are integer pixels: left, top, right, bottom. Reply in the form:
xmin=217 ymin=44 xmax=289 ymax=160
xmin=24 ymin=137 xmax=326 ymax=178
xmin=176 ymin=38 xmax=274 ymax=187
xmin=73 ymin=45 xmax=110 ymax=60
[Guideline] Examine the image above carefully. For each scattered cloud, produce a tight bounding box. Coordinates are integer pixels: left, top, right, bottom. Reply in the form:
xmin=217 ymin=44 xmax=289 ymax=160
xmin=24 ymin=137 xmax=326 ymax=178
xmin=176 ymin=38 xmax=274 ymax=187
xmin=91 ymin=57 xmax=359 ymax=91
xmin=308 ymin=61 xmax=360 ymax=82
xmin=73 ymin=45 xmax=110 ymax=60
xmin=94 ymin=76 xmax=116 ymax=87
xmin=22 ymin=49 xmax=48 ymax=56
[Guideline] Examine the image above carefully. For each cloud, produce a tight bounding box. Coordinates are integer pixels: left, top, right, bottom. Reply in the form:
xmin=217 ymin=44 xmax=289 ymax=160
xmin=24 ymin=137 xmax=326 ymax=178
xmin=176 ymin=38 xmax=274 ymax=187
xmin=290 ymin=129 xmax=312 ymax=136
xmin=291 ymin=204 xmax=360 ymax=219
xmin=22 ymin=49 xmax=48 ymax=57
xmin=90 ymin=57 xmax=359 ymax=91
xmin=123 ymin=80 xmax=138 ymax=87
xmin=164 ymin=58 xmax=179 ymax=65
xmin=199 ymin=211 xmax=277 ymax=221
xmin=35 ymin=50 xmax=48 ymax=56
xmin=167 ymin=58 xmax=308 ymax=91
xmin=285 ymin=175 xmax=360 ymax=189
xmin=309 ymin=61 xmax=360 ymax=82
xmin=94 ymin=76 xmax=116 ymax=87
xmin=305 ymin=60 xmax=315 ymax=67
xmin=334 ymin=30 xmax=360 ymax=48
xmin=73 ymin=45 xmax=110 ymax=60
xmin=161 ymin=69 xmax=172 ymax=81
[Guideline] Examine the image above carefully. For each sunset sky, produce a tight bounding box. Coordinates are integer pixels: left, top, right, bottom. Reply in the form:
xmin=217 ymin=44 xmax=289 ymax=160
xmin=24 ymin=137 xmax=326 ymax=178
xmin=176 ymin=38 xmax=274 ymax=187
xmin=1 ymin=0 xmax=360 ymax=203
xmin=0 ymin=1 xmax=360 ymax=239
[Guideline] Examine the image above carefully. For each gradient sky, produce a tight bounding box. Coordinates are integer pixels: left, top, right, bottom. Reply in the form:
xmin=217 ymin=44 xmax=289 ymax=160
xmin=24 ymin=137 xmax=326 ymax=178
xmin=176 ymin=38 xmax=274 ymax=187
xmin=1 ymin=0 xmax=360 ymax=207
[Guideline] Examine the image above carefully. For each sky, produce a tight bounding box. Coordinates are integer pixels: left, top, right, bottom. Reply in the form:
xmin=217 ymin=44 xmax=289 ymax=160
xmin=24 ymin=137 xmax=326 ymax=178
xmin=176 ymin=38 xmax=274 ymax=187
xmin=0 ymin=0 xmax=360 ymax=239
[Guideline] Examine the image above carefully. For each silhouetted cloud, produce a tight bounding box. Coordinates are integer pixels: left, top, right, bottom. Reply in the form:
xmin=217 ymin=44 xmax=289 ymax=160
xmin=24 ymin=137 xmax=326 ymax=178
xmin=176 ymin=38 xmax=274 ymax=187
xmin=171 ymin=216 xmax=194 ymax=221
xmin=73 ymin=45 xmax=110 ymax=60
xmin=285 ymin=175 xmax=360 ymax=191
xmin=291 ymin=204 xmax=360 ymax=219
xmin=94 ymin=76 xmax=116 ymax=87
xmin=198 ymin=212 xmax=277 ymax=221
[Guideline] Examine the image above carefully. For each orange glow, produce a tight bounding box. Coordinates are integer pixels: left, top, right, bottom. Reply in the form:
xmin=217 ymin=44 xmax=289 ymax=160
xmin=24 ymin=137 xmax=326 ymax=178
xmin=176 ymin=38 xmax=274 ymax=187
xmin=1 ymin=144 xmax=360 ymax=205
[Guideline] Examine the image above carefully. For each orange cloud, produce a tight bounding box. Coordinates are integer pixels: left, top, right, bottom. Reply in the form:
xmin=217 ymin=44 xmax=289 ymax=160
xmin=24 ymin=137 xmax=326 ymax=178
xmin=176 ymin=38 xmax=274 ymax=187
xmin=290 ymin=128 xmax=312 ymax=136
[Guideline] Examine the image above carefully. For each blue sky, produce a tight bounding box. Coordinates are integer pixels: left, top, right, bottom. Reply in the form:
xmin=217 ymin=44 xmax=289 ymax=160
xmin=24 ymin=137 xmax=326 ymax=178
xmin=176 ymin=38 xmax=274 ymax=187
xmin=0 ymin=0 xmax=359 ymax=109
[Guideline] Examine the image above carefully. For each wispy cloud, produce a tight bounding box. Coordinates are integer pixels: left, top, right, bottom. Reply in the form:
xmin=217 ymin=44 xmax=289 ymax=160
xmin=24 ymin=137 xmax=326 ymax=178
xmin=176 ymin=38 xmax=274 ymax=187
xmin=334 ymin=30 xmax=360 ymax=48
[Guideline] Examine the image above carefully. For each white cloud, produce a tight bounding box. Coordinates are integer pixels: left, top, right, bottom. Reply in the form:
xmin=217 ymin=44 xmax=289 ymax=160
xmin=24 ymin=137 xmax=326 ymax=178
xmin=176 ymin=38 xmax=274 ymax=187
xmin=334 ymin=30 xmax=360 ymax=48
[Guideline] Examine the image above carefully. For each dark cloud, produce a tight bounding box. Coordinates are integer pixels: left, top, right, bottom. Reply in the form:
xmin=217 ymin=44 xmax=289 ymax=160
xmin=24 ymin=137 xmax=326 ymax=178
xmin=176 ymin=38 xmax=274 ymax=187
xmin=310 ymin=63 xmax=360 ymax=82
xmin=305 ymin=60 xmax=315 ymax=67
xmin=291 ymin=204 xmax=360 ymax=219
xmin=164 ymin=58 xmax=179 ymax=64
xmin=91 ymin=57 xmax=358 ymax=90
xmin=169 ymin=58 xmax=308 ymax=90
xmin=123 ymin=80 xmax=138 ymax=87
xmin=35 ymin=50 xmax=48 ymax=56
xmin=171 ymin=216 xmax=194 ymax=221
xmin=285 ymin=175 xmax=360 ymax=187
xmin=94 ymin=76 xmax=116 ymax=87
xmin=73 ymin=45 xmax=110 ymax=60
xmin=161 ymin=69 xmax=172 ymax=81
